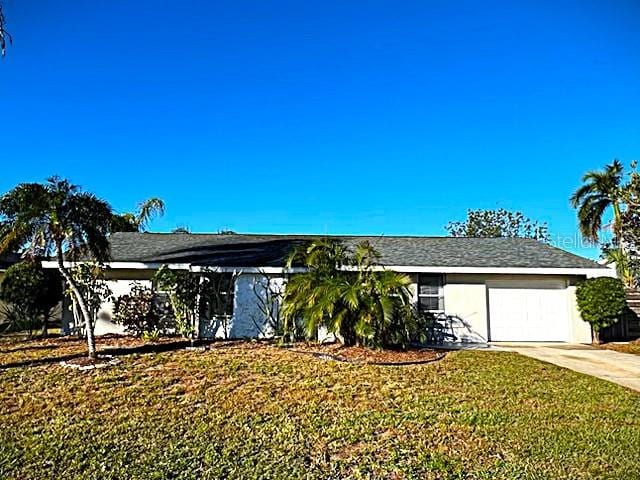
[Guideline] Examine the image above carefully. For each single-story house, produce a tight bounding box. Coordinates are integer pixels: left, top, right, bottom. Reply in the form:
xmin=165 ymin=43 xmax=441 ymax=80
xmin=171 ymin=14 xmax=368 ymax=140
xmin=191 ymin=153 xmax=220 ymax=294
xmin=54 ymin=232 xmax=614 ymax=343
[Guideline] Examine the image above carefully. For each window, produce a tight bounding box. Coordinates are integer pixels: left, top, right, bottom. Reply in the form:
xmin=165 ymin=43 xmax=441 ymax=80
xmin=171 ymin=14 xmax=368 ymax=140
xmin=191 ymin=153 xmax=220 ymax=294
xmin=204 ymin=272 xmax=235 ymax=318
xmin=418 ymin=274 xmax=444 ymax=312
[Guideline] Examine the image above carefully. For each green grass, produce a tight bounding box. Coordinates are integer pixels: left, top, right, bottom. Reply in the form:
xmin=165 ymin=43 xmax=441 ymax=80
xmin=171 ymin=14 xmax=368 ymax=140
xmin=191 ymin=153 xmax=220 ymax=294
xmin=1 ymin=337 xmax=639 ymax=479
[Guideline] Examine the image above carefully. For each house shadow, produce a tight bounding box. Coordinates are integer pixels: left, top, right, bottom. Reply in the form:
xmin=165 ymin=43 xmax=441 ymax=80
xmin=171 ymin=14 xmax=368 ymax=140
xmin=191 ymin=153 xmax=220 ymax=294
xmin=199 ymin=316 xmax=231 ymax=339
xmin=424 ymin=314 xmax=487 ymax=347
xmin=147 ymin=238 xmax=307 ymax=267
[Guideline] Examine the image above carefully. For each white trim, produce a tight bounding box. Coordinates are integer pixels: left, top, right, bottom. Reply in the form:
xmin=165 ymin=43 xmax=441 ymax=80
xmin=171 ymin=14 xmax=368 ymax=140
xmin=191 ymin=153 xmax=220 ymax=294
xmin=41 ymin=260 xmax=614 ymax=278
xmin=41 ymin=261 xmax=192 ymax=270
xmin=190 ymin=266 xmax=305 ymax=274
xmin=377 ymin=265 xmax=615 ymax=278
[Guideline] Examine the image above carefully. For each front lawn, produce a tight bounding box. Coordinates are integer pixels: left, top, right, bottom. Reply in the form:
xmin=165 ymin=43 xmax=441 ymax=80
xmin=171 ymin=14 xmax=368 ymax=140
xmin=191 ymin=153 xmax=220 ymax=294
xmin=1 ymin=336 xmax=639 ymax=479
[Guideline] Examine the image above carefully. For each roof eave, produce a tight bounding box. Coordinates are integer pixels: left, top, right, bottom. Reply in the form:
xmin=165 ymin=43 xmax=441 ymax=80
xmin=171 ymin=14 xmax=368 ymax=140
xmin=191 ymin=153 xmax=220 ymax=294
xmin=41 ymin=260 xmax=614 ymax=278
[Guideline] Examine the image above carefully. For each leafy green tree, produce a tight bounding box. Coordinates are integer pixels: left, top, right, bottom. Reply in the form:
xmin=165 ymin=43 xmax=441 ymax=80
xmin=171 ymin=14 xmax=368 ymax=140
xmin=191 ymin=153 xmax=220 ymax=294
xmin=0 ymin=260 xmax=63 ymax=337
xmin=445 ymin=209 xmax=549 ymax=241
xmin=153 ymin=266 xmax=202 ymax=339
xmin=111 ymin=197 xmax=165 ymax=232
xmin=570 ymin=160 xmax=625 ymax=244
xmin=282 ymin=238 xmax=414 ymax=348
xmin=0 ymin=177 xmax=112 ymax=358
xmin=576 ymin=277 xmax=626 ymax=343
xmin=68 ymin=262 xmax=113 ymax=337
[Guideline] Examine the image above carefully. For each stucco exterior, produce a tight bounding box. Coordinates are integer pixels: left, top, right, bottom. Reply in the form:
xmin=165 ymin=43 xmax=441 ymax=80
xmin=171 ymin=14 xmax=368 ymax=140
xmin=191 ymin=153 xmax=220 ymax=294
xmin=61 ymin=269 xmax=156 ymax=336
xmin=443 ymin=274 xmax=490 ymax=342
xmin=64 ymin=269 xmax=288 ymax=340
xmin=61 ymin=267 xmax=600 ymax=344
xmin=200 ymin=273 xmax=285 ymax=339
xmin=440 ymin=273 xmax=593 ymax=343
xmin=567 ymin=284 xmax=593 ymax=343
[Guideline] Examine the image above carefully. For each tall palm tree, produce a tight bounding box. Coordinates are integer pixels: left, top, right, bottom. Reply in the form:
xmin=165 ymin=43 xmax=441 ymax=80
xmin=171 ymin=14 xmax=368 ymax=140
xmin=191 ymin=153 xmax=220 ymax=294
xmin=0 ymin=177 xmax=113 ymax=358
xmin=570 ymin=159 xmax=625 ymax=244
xmin=110 ymin=197 xmax=165 ymax=233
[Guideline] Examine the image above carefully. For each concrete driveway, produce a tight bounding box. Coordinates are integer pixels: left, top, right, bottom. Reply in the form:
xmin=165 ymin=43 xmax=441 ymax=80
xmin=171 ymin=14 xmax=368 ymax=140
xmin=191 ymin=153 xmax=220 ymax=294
xmin=496 ymin=343 xmax=640 ymax=392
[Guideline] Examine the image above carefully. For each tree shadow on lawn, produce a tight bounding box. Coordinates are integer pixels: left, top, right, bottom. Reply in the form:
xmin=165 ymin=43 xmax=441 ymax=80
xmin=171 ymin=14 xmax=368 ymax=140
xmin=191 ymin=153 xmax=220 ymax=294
xmin=0 ymin=344 xmax=57 ymax=354
xmin=0 ymin=333 xmax=67 ymax=353
xmin=0 ymin=339 xmax=202 ymax=371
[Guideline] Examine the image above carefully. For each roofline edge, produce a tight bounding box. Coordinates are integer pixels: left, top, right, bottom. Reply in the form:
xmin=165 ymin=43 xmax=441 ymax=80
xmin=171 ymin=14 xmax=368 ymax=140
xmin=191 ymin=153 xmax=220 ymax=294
xmin=40 ymin=261 xmax=615 ymax=278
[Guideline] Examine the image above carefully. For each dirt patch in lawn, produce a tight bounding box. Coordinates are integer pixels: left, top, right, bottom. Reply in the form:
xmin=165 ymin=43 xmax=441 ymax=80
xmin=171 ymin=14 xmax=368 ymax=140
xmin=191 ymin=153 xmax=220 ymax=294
xmin=601 ymin=339 xmax=640 ymax=356
xmin=59 ymin=355 xmax=122 ymax=371
xmin=289 ymin=342 xmax=446 ymax=365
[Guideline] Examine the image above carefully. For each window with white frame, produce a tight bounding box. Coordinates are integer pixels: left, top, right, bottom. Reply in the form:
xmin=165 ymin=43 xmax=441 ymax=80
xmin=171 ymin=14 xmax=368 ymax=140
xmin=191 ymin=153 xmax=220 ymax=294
xmin=417 ymin=274 xmax=444 ymax=312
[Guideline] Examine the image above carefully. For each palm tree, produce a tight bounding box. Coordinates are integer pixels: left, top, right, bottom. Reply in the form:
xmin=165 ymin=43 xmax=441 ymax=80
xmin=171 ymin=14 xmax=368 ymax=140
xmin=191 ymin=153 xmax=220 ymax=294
xmin=603 ymin=247 xmax=635 ymax=287
xmin=282 ymin=238 xmax=412 ymax=347
xmin=570 ymin=159 xmax=625 ymax=244
xmin=111 ymin=197 xmax=165 ymax=232
xmin=0 ymin=177 xmax=113 ymax=358
xmin=349 ymin=242 xmax=412 ymax=347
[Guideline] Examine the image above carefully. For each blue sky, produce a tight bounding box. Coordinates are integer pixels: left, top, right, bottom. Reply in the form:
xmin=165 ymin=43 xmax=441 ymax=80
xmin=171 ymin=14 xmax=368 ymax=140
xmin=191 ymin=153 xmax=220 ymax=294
xmin=1 ymin=1 xmax=639 ymax=258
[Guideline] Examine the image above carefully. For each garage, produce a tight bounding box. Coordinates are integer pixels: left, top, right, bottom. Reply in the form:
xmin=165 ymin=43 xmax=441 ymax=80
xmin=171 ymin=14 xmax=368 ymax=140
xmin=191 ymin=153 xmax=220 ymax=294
xmin=487 ymin=281 xmax=570 ymax=342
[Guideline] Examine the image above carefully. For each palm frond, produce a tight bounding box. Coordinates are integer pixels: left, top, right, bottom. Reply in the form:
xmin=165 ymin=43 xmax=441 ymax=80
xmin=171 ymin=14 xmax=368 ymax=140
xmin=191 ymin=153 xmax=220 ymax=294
xmin=571 ymin=160 xmax=624 ymax=243
xmin=577 ymin=196 xmax=610 ymax=243
xmin=136 ymin=198 xmax=165 ymax=231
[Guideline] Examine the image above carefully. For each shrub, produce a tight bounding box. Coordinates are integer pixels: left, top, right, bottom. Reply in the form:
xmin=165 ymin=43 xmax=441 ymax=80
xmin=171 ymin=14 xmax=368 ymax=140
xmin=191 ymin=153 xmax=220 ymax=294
xmin=282 ymin=238 xmax=419 ymax=349
xmin=142 ymin=328 xmax=161 ymax=342
xmin=576 ymin=277 xmax=626 ymax=342
xmin=0 ymin=303 xmax=42 ymax=337
xmin=153 ymin=266 xmax=203 ymax=339
xmin=0 ymin=260 xmax=62 ymax=337
xmin=112 ymin=283 xmax=164 ymax=336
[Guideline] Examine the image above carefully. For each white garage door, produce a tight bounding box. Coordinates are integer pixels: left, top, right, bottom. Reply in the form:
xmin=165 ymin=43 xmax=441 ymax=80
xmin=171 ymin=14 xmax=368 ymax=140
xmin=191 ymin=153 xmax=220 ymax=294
xmin=488 ymin=281 xmax=570 ymax=342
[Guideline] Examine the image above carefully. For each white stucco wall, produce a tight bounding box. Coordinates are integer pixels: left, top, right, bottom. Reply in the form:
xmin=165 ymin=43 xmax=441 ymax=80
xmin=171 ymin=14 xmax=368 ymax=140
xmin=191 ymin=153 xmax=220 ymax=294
xmin=199 ymin=273 xmax=286 ymax=339
xmin=567 ymin=284 xmax=593 ymax=343
xmin=97 ymin=279 xmax=153 ymax=335
xmin=442 ymin=274 xmax=592 ymax=343
xmin=66 ymin=268 xmax=595 ymax=343
xmin=406 ymin=273 xmax=487 ymax=343
xmin=443 ymin=275 xmax=489 ymax=342
xmin=62 ymin=270 xmax=155 ymax=336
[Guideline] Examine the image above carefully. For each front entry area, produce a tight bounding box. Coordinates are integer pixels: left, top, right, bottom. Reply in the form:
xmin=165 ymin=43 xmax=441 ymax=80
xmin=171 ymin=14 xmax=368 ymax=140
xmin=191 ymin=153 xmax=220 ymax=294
xmin=488 ymin=281 xmax=570 ymax=342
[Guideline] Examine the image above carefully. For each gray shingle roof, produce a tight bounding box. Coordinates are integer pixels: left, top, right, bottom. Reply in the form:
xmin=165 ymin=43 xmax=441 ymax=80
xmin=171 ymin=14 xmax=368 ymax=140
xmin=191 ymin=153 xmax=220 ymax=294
xmin=106 ymin=232 xmax=605 ymax=270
